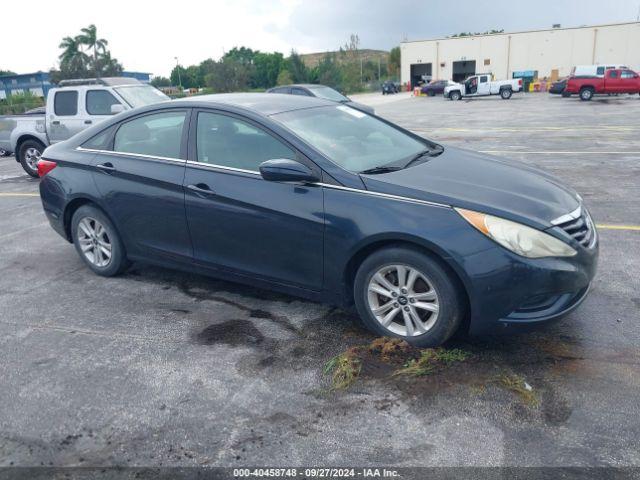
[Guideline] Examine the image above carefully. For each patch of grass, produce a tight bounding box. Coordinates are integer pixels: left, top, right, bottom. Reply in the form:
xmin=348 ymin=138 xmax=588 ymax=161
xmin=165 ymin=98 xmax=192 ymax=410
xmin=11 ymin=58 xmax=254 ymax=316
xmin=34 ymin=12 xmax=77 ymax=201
xmin=323 ymin=347 xmax=362 ymax=391
xmin=368 ymin=337 xmax=411 ymax=360
xmin=494 ymin=373 xmax=540 ymax=407
xmin=393 ymin=347 xmax=471 ymax=377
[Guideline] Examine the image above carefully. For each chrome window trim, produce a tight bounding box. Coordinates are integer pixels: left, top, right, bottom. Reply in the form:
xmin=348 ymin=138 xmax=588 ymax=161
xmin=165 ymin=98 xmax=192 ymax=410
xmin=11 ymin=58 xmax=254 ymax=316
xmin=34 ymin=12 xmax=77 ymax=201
xmin=185 ymin=160 xmax=261 ymax=176
xmin=75 ymin=147 xmax=449 ymax=208
xmin=76 ymin=146 xmax=185 ymax=164
xmin=550 ymin=205 xmax=581 ymax=226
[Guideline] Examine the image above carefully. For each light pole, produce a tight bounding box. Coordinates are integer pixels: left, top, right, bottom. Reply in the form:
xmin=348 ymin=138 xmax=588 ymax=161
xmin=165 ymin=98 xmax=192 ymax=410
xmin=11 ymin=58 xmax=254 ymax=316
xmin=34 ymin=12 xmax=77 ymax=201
xmin=174 ymin=57 xmax=182 ymax=90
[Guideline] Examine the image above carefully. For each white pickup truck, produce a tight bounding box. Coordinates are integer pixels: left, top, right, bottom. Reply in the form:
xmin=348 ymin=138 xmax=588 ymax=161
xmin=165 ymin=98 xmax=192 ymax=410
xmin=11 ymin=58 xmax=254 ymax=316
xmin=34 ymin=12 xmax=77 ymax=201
xmin=0 ymin=77 xmax=169 ymax=176
xmin=443 ymin=74 xmax=523 ymax=100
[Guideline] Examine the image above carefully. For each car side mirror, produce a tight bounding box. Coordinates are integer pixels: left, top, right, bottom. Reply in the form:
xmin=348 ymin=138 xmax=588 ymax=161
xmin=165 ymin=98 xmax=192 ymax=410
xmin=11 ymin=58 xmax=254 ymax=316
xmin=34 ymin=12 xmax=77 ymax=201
xmin=111 ymin=104 xmax=125 ymax=114
xmin=259 ymin=159 xmax=318 ymax=183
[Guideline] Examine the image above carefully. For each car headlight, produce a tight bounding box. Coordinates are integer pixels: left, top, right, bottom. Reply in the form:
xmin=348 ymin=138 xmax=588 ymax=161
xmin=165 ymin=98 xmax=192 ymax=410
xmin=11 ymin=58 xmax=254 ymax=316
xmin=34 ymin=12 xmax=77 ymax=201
xmin=456 ymin=208 xmax=577 ymax=258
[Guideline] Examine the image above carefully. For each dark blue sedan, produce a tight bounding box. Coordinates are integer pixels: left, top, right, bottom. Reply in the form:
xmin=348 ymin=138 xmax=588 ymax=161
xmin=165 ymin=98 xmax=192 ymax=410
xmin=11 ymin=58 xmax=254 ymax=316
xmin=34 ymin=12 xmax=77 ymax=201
xmin=37 ymin=94 xmax=598 ymax=346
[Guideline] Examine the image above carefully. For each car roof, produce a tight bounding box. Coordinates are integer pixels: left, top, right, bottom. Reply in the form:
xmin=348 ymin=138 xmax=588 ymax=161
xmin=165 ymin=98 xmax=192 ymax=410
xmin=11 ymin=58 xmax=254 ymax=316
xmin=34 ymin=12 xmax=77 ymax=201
xmin=173 ymin=92 xmax=335 ymax=116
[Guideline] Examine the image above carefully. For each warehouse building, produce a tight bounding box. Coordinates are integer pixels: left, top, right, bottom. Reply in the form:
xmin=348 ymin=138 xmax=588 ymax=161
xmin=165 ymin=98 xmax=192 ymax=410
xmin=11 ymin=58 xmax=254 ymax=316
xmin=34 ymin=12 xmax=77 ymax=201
xmin=401 ymin=21 xmax=640 ymax=87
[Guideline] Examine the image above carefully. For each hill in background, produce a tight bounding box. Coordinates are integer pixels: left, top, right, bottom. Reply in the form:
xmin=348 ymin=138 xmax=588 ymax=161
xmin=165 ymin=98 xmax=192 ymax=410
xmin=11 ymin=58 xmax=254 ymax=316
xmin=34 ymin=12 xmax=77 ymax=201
xmin=300 ymin=49 xmax=390 ymax=68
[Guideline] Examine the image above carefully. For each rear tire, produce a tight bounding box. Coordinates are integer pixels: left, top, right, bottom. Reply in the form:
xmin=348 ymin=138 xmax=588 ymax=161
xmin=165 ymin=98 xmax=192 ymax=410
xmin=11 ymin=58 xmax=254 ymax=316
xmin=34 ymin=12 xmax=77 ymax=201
xmin=18 ymin=139 xmax=45 ymax=178
xmin=428 ymin=91 xmax=435 ymax=97
xmin=71 ymin=205 xmax=129 ymax=277
xmin=580 ymin=88 xmax=594 ymax=101
xmin=500 ymin=88 xmax=512 ymax=100
xmin=353 ymin=247 xmax=464 ymax=348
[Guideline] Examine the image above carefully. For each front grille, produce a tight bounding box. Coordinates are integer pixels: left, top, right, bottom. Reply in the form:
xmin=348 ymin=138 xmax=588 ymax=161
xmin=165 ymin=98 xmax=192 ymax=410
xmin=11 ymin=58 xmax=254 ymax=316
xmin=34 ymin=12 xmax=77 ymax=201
xmin=556 ymin=210 xmax=594 ymax=248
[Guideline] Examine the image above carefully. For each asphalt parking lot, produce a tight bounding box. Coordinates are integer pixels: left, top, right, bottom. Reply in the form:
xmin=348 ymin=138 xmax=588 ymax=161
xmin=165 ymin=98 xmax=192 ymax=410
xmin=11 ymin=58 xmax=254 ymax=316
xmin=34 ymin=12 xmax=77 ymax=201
xmin=0 ymin=92 xmax=639 ymax=469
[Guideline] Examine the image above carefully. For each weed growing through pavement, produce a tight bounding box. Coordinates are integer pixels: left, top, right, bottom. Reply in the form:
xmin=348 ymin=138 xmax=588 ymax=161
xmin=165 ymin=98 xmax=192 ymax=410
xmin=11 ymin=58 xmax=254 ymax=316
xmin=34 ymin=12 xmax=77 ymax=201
xmin=393 ymin=348 xmax=470 ymax=377
xmin=323 ymin=338 xmax=471 ymax=389
xmin=493 ymin=372 xmax=540 ymax=407
xmin=323 ymin=346 xmax=363 ymax=390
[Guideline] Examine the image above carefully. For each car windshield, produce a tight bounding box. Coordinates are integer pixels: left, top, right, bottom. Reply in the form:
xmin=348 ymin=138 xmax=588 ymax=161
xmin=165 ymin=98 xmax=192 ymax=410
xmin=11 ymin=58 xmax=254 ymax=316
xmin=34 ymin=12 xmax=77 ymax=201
xmin=272 ymin=105 xmax=432 ymax=172
xmin=113 ymin=85 xmax=170 ymax=108
xmin=307 ymin=86 xmax=349 ymax=102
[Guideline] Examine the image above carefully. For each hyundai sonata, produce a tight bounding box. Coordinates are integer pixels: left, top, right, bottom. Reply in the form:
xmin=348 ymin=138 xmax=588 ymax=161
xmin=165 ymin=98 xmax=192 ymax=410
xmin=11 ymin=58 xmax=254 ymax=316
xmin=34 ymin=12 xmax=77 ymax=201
xmin=38 ymin=94 xmax=598 ymax=346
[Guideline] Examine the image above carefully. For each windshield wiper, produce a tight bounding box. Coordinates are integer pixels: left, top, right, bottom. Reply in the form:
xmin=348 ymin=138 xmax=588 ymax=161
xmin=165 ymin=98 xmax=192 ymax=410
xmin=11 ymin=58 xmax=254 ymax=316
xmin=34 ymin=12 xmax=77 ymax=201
xmin=359 ymin=165 xmax=403 ymax=175
xmin=403 ymin=146 xmax=444 ymax=169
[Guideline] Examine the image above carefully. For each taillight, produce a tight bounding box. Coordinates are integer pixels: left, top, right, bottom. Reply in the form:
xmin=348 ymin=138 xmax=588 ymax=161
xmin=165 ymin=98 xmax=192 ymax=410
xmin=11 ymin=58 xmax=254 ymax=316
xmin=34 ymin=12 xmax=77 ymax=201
xmin=518 ymin=79 xmax=522 ymax=86
xmin=37 ymin=159 xmax=57 ymax=177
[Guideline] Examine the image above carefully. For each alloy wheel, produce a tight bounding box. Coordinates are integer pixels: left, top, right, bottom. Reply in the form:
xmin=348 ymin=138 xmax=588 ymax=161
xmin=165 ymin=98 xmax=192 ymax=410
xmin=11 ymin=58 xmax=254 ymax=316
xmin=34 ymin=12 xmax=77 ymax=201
xmin=77 ymin=217 xmax=112 ymax=267
xmin=367 ymin=264 xmax=440 ymax=337
xmin=24 ymin=147 xmax=41 ymax=172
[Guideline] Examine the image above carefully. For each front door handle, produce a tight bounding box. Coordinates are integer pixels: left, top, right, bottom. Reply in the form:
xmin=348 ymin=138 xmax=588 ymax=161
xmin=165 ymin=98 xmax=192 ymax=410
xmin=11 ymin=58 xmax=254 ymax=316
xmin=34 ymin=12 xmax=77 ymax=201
xmin=96 ymin=162 xmax=116 ymax=173
xmin=84 ymin=120 xmax=93 ymax=125
xmin=187 ymin=183 xmax=215 ymax=195
xmin=51 ymin=120 xmax=60 ymax=125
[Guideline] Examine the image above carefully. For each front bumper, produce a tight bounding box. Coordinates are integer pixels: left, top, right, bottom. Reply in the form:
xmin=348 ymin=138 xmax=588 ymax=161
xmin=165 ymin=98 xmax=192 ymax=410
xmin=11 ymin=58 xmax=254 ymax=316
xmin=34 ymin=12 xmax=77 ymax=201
xmin=458 ymin=238 xmax=598 ymax=335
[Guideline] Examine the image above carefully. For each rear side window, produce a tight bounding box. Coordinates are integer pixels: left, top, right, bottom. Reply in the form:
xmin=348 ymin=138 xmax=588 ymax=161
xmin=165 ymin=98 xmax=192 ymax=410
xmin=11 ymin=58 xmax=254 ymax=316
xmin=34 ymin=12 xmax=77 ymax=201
xmin=609 ymin=71 xmax=619 ymax=78
xmin=82 ymin=125 xmax=116 ymax=150
xmin=480 ymin=76 xmax=488 ymax=83
xmin=292 ymin=88 xmax=311 ymax=96
xmin=54 ymin=91 xmax=78 ymax=116
xmin=86 ymin=90 xmax=121 ymax=115
xmin=196 ymin=112 xmax=295 ymax=171
xmin=113 ymin=111 xmax=186 ymax=159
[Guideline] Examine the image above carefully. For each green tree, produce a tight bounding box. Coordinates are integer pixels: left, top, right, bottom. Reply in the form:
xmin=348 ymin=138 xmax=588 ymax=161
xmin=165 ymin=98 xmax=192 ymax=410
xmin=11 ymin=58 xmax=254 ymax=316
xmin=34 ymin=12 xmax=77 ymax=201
xmin=388 ymin=46 xmax=400 ymax=78
xmin=77 ymin=24 xmax=109 ymax=77
xmin=58 ymin=36 xmax=90 ymax=78
xmin=276 ymin=69 xmax=293 ymax=86
xmin=0 ymin=69 xmax=16 ymax=76
xmin=285 ymin=51 xmax=308 ymax=83
xmin=204 ymin=58 xmax=253 ymax=93
xmin=252 ymin=52 xmax=284 ymax=89
xmin=151 ymin=76 xmax=172 ymax=87
xmin=314 ymin=53 xmax=342 ymax=90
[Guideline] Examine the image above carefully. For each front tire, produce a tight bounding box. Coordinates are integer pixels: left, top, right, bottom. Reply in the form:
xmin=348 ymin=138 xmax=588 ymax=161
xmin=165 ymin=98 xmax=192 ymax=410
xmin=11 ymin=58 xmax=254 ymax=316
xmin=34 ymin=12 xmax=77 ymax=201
xmin=18 ymin=139 xmax=45 ymax=178
xmin=353 ymin=247 xmax=464 ymax=347
xmin=71 ymin=205 xmax=129 ymax=277
xmin=449 ymin=91 xmax=462 ymax=101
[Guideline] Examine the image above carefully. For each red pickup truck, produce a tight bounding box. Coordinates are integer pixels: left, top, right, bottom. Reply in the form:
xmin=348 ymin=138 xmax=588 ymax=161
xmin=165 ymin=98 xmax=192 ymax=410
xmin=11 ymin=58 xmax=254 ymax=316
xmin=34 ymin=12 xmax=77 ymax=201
xmin=565 ymin=68 xmax=640 ymax=101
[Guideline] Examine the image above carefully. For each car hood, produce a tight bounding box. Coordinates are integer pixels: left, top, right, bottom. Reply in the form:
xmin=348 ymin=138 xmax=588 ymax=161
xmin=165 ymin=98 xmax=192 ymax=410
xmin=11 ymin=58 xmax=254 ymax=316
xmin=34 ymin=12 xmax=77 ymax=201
xmin=360 ymin=145 xmax=580 ymax=229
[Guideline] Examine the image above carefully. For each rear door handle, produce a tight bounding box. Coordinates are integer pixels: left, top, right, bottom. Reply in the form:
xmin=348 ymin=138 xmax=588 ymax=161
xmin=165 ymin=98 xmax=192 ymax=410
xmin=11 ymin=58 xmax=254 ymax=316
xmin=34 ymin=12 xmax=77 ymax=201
xmin=187 ymin=183 xmax=215 ymax=195
xmin=84 ymin=120 xmax=92 ymax=125
xmin=51 ymin=120 xmax=60 ymax=125
xmin=96 ymin=162 xmax=116 ymax=173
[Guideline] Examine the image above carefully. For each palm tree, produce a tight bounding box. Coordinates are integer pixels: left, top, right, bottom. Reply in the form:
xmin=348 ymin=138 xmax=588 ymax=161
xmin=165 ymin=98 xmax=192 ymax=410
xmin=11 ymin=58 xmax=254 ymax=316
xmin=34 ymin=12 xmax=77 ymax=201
xmin=58 ymin=36 xmax=89 ymax=77
xmin=77 ymin=25 xmax=108 ymax=78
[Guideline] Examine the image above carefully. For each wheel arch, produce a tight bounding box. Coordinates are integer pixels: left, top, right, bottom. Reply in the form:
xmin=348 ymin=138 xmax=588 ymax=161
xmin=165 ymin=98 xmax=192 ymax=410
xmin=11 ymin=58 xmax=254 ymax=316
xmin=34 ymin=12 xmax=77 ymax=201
xmin=14 ymin=135 xmax=46 ymax=162
xmin=62 ymin=196 xmax=121 ymax=244
xmin=342 ymin=236 xmax=472 ymax=329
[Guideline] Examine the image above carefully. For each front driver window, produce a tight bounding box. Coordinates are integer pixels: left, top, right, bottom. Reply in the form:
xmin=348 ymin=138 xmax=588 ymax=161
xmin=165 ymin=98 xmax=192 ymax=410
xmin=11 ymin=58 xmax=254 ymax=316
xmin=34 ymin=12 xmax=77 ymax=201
xmin=196 ymin=112 xmax=296 ymax=171
xmin=113 ymin=111 xmax=186 ymax=159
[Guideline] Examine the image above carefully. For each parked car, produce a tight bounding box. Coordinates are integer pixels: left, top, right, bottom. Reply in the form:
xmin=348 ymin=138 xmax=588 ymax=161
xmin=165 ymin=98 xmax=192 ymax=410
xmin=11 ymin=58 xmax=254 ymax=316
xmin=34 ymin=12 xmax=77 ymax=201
xmin=565 ymin=68 xmax=640 ymax=100
xmin=421 ymin=80 xmax=451 ymax=97
xmin=549 ymin=78 xmax=568 ymax=95
xmin=38 ymin=93 xmax=598 ymax=347
xmin=444 ymin=74 xmax=523 ymax=100
xmin=571 ymin=64 xmax=628 ymax=78
xmin=382 ymin=81 xmax=399 ymax=94
xmin=0 ymin=77 xmax=169 ymax=177
xmin=267 ymin=84 xmax=374 ymax=114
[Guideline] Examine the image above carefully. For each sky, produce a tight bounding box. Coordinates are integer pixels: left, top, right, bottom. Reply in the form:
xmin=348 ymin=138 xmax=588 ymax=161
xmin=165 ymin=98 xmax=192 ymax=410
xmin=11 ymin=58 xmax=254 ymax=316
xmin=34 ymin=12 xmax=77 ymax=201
xmin=1 ymin=0 xmax=639 ymax=77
